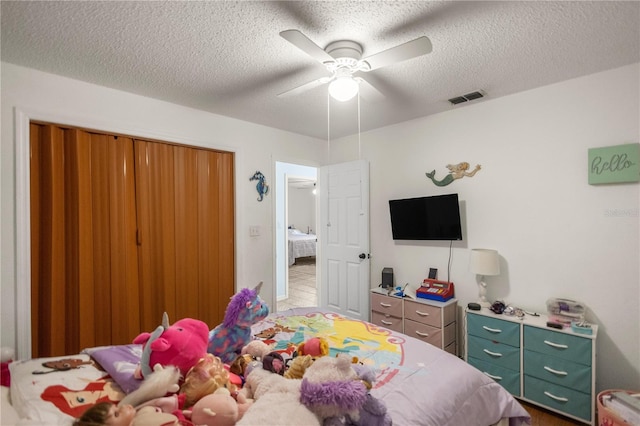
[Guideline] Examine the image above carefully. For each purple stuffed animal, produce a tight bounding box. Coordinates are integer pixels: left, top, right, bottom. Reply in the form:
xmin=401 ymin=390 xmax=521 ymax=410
xmin=207 ymin=281 xmax=269 ymax=363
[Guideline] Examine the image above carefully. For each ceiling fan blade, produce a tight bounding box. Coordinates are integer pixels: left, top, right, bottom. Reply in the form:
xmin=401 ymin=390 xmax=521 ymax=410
xmin=362 ymin=36 xmax=432 ymax=71
xmin=277 ymin=77 xmax=332 ymax=98
xmin=356 ymin=77 xmax=385 ymax=102
xmin=280 ymin=29 xmax=335 ymax=64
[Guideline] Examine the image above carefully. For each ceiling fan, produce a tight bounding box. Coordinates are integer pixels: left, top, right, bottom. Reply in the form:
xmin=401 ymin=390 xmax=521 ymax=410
xmin=278 ymin=29 xmax=432 ymax=102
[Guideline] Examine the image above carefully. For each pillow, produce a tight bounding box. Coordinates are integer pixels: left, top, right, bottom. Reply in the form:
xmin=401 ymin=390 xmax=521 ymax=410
xmin=9 ymin=354 xmax=122 ymax=425
xmin=82 ymin=344 xmax=142 ymax=394
xmin=288 ymin=228 xmax=304 ymax=235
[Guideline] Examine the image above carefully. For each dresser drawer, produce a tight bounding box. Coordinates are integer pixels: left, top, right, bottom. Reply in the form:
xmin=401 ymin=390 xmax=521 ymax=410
xmin=524 ymin=375 xmax=591 ymax=422
xmin=524 ymin=350 xmax=591 ymax=394
xmin=467 ymin=334 xmax=520 ymax=371
xmin=404 ymin=319 xmax=442 ymax=347
xmin=371 ymin=293 xmax=403 ymax=317
xmin=468 ymin=356 xmax=520 ymax=396
xmin=370 ymin=311 xmax=403 ymax=333
xmin=467 ymin=313 xmax=520 ymax=347
xmin=524 ymin=326 xmax=591 ymax=365
xmin=404 ymin=300 xmax=442 ymax=327
xmin=444 ymin=341 xmax=457 ymax=356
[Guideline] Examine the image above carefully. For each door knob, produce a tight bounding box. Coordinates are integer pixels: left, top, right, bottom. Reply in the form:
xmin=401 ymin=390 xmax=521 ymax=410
xmin=359 ymin=253 xmax=368 ymax=259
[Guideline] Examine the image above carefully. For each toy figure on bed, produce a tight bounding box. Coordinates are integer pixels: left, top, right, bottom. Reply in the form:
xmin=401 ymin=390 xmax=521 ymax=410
xmin=132 ymin=312 xmax=209 ymax=380
xmin=207 ymin=281 xmax=269 ymax=363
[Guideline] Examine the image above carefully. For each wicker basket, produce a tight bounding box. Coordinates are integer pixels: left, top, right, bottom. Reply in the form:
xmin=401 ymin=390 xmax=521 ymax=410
xmin=597 ymin=389 xmax=640 ymax=426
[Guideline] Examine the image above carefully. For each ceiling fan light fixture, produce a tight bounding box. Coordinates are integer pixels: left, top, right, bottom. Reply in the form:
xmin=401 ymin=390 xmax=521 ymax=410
xmin=328 ymin=76 xmax=359 ymax=102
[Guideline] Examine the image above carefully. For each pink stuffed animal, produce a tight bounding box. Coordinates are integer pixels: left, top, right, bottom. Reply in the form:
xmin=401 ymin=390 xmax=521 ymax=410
xmin=134 ymin=312 xmax=209 ymax=379
xmin=187 ymin=388 xmax=246 ymax=426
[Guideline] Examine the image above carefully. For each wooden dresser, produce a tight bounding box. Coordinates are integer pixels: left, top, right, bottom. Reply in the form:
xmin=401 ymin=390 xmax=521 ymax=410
xmin=370 ymin=288 xmax=457 ymax=355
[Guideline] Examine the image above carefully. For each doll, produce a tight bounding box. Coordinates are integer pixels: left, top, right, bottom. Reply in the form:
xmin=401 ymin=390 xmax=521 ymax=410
xmin=73 ymin=402 xmax=183 ymax=426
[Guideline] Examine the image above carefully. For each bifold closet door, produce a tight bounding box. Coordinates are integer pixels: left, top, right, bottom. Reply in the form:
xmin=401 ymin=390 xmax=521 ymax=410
xmin=30 ymin=124 xmax=140 ymax=357
xmin=134 ymin=141 xmax=235 ymax=332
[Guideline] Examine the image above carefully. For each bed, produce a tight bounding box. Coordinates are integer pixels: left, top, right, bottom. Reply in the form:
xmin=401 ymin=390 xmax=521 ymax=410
xmin=288 ymin=228 xmax=316 ymax=266
xmin=4 ymin=307 xmax=530 ymax=425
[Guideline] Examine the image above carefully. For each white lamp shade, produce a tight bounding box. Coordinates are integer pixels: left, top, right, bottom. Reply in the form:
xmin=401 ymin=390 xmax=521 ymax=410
xmin=470 ymin=249 xmax=500 ymax=276
xmin=328 ymin=76 xmax=359 ymax=102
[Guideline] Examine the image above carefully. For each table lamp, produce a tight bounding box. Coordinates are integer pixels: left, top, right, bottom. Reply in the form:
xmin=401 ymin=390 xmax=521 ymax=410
xmin=469 ymin=248 xmax=500 ymax=308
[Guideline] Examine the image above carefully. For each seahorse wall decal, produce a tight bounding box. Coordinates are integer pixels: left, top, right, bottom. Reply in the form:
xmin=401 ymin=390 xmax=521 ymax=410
xmin=250 ymin=170 xmax=270 ymax=201
xmin=426 ymin=162 xmax=481 ymax=186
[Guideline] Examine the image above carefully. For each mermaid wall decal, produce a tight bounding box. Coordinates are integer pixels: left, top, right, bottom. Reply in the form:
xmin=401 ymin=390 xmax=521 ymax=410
xmin=426 ymin=162 xmax=481 ymax=186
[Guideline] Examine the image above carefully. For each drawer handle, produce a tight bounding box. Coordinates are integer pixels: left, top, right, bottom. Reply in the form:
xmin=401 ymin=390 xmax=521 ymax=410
xmin=544 ymin=366 xmax=568 ymax=376
xmin=483 ymin=349 xmax=503 ymax=357
xmin=380 ymin=302 xmax=392 ymax=308
xmin=483 ymin=372 xmax=503 ymax=381
xmin=415 ymin=330 xmax=429 ymax=337
xmin=543 ymin=340 xmax=569 ymax=349
xmin=381 ymin=320 xmax=393 ymax=325
xmin=415 ymin=310 xmax=430 ymax=317
xmin=482 ymin=325 xmax=502 ymax=333
xmin=543 ymin=391 xmax=569 ymax=402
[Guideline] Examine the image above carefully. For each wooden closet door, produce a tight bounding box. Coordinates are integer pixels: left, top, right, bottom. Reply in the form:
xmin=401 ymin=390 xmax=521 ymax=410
xmin=135 ymin=141 xmax=235 ymax=332
xmin=30 ymin=124 xmax=140 ymax=357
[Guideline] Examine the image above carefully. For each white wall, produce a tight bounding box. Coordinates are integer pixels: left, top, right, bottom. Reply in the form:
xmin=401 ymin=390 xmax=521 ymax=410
xmin=288 ymin=187 xmax=316 ymax=233
xmin=0 ymin=62 xmax=326 ymax=357
xmin=332 ymin=64 xmax=640 ymax=392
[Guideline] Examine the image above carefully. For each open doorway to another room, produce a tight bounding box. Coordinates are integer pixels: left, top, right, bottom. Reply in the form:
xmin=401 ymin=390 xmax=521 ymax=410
xmin=274 ymin=162 xmax=317 ymax=313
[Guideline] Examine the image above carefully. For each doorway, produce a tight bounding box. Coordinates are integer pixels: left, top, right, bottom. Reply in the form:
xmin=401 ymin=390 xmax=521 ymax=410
xmin=274 ymin=162 xmax=317 ymax=312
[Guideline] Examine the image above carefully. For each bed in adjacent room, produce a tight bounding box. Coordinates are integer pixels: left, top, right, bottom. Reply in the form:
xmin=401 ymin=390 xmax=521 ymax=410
xmin=5 ymin=307 xmax=530 ymax=425
xmin=287 ymin=228 xmax=316 ymax=266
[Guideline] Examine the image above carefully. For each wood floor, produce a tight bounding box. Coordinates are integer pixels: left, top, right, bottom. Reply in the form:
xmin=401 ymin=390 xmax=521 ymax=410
xmin=521 ymin=400 xmax=584 ymax=425
xmin=277 ymin=256 xmax=317 ymax=311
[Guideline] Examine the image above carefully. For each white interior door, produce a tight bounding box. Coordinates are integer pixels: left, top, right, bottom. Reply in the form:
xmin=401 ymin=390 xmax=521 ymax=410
xmin=319 ymin=159 xmax=370 ymax=320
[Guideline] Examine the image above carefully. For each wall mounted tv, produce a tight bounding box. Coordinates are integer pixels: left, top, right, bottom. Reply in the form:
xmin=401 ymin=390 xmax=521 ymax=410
xmin=389 ymin=193 xmax=463 ymax=241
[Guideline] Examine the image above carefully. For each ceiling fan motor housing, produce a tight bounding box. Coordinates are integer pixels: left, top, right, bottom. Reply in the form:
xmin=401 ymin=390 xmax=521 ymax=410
xmin=325 ymin=40 xmax=363 ymax=61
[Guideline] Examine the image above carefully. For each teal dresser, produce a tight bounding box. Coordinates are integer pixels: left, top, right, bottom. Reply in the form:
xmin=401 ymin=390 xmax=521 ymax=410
xmin=465 ymin=308 xmax=597 ymax=425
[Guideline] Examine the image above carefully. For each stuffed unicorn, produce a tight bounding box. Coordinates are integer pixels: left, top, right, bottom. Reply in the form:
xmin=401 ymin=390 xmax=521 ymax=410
xmin=208 ymin=281 xmax=269 ymax=363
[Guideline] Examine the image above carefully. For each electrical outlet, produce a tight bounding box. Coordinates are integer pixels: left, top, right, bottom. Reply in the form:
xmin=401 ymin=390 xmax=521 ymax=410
xmin=249 ymin=226 xmax=260 ymax=237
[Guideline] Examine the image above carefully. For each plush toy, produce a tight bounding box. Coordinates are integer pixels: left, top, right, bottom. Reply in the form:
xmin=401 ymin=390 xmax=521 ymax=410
xmin=262 ymin=351 xmax=286 ymax=375
xmin=240 ymin=340 xmax=272 ymax=360
xmin=346 ymin=364 xmax=392 ymax=426
xmin=229 ymin=354 xmax=253 ymax=377
xmin=133 ymin=312 xmax=209 ymax=379
xmin=284 ymin=354 xmax=313 ymax=379
xmin=131 ymin=405 xmax=181 ymax=426
xmin=299 ymin=354 xmax=368 ymax=422
xmin=180 ymin=353 xmax=234 ymax=408
xmin=119 ymin=365 xmax=181 ymax=408
xmin=187 ymin=388 xmax=239 ymax=426
xmin=237 ymin=368 xmax=320 ymax=426
xmin=297 ymin=337 xmax=329 ymax=359
xmin=208 ymin=282 xmax=270 ymax=363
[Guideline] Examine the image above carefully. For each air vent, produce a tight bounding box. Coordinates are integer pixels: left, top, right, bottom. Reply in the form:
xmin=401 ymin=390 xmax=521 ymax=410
xmin=448 ymin=90 xmax=485 ymax=105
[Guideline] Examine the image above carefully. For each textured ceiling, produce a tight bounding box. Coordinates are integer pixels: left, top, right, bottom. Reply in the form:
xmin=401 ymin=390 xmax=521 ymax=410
xmin=2 ymin=1 xmax=639 ymax=140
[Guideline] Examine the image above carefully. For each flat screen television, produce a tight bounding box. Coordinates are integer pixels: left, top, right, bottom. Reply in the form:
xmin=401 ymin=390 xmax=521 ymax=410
xmin=389 ymin=193 xmax=463 ymax=241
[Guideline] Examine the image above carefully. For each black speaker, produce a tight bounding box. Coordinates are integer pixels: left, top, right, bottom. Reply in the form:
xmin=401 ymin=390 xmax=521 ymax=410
xmin=382 ymin=267 xmax=394 ymax=288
